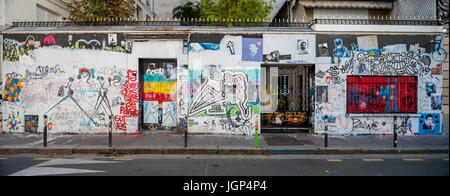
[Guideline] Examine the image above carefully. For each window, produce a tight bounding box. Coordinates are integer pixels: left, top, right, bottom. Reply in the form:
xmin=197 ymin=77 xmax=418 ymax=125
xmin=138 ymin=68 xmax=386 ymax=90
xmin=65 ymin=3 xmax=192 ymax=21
xmin=347 ymin=76 xmax=418 ymax=113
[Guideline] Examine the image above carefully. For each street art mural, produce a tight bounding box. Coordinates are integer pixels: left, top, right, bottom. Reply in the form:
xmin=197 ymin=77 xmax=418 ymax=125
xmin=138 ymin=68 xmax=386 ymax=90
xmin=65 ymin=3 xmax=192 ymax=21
xmin=2 ymin=33 xmax=135 ymax=133
xmin=142 ymin=61 xmax=177 ymax=127
xmin=3 ymin=111 xmax=23 ymax=131
xmin=188 ymin=35 xmax=260 ymax=135
xmin=314 ymin=34 xmax=445 ymax=135
xmin=2 ymin=77 xmax=23 ymax=103
xmin=347 ymin=76 xmax=418 ymax=113
xmin=3 ymin=33 xmax=131 ymax=62
xmin=187 ymin=68 xmax=260 ymax=135
xmin=1 ymin=31 xmax=445 ymax=136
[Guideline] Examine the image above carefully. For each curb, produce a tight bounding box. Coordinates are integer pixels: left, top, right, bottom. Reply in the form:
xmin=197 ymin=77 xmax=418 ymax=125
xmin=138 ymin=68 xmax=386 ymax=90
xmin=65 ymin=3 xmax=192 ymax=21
xmin=1 ymin=147 xmax=448 ymax=155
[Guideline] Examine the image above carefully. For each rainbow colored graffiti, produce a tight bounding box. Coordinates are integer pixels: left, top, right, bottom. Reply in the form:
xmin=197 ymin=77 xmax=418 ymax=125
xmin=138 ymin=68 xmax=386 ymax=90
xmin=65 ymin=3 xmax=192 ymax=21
xmin=4 ymin=111 xmax=22 ymax=131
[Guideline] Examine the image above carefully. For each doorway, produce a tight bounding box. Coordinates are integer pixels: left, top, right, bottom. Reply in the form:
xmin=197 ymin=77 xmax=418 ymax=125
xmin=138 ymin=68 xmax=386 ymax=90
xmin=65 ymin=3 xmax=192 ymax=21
xmin=261 ymin=64 xmax=314 ymax=133
xmin=139 ymin=59 xmax=177 ymax=131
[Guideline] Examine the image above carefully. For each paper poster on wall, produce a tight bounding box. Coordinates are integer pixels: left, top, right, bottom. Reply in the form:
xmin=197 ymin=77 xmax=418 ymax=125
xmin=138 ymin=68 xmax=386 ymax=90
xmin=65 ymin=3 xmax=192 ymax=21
xmin=108 ymin=34 xmax=117 ymax=46
xmin=353 ymin=59 xmax=371 ymax=75
xmin=144 ymin=101 xmax=159 ymax=124
xmin=162 ymin=102 xmax=177 ymax=126
xmin=419 ymin=113 xmax=441 ymax=135
xmin=125 ymin=117 xmax=138 ymax=133
xmin=431 ymin=93 xmax=442 ymax=110
xmin=357 ymin=35 xmax=378 ymax=50
xmin=316 ymin=86 xmax=328 ymax=103
xmin=24 ymin=115 xmax=38 ymax=133
xmin=203 ymin=64 xmax=222 ymax=80
xmin=297 ymin=40 xmax=309 ymax=55
xmin=242 ymin=38 xmax=263 ymax=62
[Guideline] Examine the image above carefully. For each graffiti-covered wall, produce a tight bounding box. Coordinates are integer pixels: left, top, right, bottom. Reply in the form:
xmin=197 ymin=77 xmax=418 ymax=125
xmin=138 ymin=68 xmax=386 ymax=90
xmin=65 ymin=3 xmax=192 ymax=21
xmin=1 ymin=33 xmax=184 ymax=134
xmin=187 ymin=34 xmax=261 ymax=135
xmin=1 ymin=30 xmax=445 ymax=136
xmin=314 ymin=34 xmax=445 ymax=135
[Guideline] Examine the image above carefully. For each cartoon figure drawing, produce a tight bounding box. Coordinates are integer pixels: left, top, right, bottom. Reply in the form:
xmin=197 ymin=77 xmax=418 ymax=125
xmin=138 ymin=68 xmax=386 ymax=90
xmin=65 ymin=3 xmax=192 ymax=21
xmin=332 ymin=38 xmax=350 ymax=64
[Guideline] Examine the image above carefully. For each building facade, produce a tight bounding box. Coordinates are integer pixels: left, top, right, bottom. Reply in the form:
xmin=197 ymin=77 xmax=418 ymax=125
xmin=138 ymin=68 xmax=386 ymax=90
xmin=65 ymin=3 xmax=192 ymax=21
xmin=1 ymin=0 xmax=448 ymax=135
xmin=274 ymin=0 xmax=449 ymax=135
xmin=1 ymin=17 xmax=447 ymax=135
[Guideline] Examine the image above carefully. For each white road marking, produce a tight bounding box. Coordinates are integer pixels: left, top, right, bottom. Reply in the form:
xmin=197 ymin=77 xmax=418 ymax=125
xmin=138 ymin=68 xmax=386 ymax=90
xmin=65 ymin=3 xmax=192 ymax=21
xmin=9 ymin=159 xmax=120 ymax=176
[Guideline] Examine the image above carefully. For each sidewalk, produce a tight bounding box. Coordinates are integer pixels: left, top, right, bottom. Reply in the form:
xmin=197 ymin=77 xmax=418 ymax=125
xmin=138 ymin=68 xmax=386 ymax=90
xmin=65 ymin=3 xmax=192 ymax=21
xmin=0 ymin=133 xmax=448 ymax=155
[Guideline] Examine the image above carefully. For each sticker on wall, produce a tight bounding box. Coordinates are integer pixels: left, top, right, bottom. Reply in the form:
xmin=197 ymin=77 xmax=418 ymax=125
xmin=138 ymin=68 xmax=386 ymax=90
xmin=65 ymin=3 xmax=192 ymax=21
xmin=242 ymin=38 xmax=263 ymax=62
xmin=419 ymin=113 xmax=441 ymax=135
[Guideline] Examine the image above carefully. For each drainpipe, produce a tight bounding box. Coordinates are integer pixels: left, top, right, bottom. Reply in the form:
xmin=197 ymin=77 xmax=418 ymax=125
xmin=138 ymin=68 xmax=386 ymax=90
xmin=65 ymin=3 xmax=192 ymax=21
xmin=287 ymin=0 xmax=291 ymax=26
xmin=152 ymin=0 xmax=155 ymax=18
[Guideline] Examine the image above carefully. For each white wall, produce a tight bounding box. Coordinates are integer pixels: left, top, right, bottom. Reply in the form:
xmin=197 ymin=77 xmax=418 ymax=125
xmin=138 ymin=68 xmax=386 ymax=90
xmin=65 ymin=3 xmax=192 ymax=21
xmin=314 ymin=8 xmax=369 ymax=19
xmin=5 ymin=0 xmax=37 ymax=25
xmin=0 ymin=0 xmax=5 ymax=29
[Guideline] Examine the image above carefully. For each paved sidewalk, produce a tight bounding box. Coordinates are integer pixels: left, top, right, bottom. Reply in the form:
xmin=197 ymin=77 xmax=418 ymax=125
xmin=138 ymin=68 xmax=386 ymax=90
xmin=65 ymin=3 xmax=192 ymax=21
xmin=0 ymin=133 xmax=448 ymax=155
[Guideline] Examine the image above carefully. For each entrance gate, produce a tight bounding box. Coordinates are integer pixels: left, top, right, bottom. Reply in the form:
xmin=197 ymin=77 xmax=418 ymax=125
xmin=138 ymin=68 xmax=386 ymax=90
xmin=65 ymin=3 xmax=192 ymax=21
xmin=261 ymin=64 xmax=314 ymax=133
xmin=139 ymin=59 xmax=178 ymax=131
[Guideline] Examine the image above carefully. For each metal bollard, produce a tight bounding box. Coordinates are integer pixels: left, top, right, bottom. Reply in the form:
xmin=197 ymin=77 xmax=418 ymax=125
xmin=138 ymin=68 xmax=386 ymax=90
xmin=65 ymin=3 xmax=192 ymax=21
xmin=183 ymin=117 xmax=188 ymax=148
xmin=43 ymin=115 xmax=48 ymax=147
xmin=324 ymin=125 xmax=328 ymax=148
xmin=393 ymin=116 xmax=398 ymax=148
xmin=108 ymin=115 xmax=112 ymax=147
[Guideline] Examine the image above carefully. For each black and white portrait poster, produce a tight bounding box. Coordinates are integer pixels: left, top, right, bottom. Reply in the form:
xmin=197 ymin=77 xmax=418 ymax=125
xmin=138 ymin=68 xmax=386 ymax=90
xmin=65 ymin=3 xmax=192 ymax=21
xmin=297 ymin=40 xmax=309 ymax=55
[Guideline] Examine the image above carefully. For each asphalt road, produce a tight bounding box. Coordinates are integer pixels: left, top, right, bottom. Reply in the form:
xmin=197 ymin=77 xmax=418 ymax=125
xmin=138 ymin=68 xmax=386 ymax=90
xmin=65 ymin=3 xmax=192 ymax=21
xmin=1 ymin=154 xmax=448 ymax=176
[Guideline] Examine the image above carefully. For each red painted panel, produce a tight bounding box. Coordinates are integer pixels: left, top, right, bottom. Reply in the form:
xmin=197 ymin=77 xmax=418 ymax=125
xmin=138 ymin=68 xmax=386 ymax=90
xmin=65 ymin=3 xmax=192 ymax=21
xmin=347 ymin=76 xmax=417 ymax=113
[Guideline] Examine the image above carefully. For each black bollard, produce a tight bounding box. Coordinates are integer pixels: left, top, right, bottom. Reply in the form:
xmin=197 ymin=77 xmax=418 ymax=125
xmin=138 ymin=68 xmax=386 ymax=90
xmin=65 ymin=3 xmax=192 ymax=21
xmin=393 ymin=117 xmax=398 ymax=148
xmin=324 ymin=125 xmax=328 ymax=148
xmin=43 ymin=115 xmax=48 ymax=147
xmin=108 ymin=115 xmax=112 ymax=147
xmin=183 ymin=118 xmax=188 ymax=147
xmin=185 ymin=129 xmax=188 ymax=148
